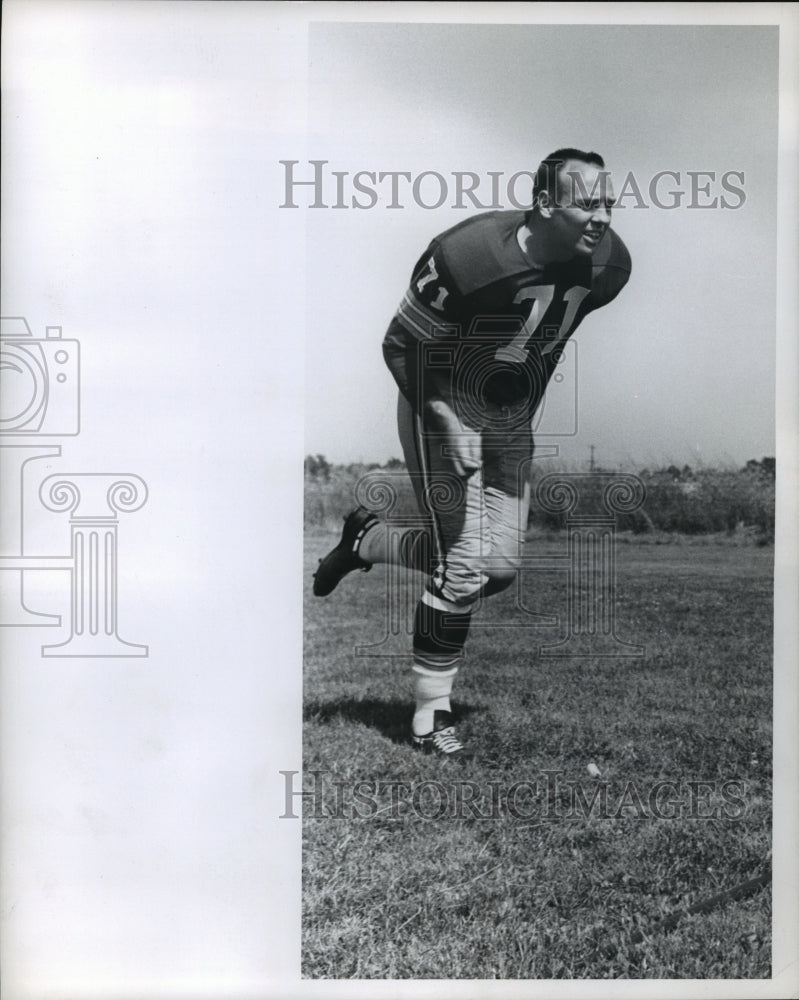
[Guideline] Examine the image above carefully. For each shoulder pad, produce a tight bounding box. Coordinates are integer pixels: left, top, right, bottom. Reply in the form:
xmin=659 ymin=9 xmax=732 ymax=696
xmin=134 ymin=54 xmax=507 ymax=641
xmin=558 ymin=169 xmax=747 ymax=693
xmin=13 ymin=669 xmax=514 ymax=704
xmin=435 ymin=211 xmax=529 ymax=296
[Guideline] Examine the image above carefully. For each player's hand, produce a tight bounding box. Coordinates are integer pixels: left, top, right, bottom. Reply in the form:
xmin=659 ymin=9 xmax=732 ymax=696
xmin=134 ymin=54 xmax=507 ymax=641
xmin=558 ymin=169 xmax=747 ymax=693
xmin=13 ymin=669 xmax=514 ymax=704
xmin=423 ymin=399 xmax=482 ymax=478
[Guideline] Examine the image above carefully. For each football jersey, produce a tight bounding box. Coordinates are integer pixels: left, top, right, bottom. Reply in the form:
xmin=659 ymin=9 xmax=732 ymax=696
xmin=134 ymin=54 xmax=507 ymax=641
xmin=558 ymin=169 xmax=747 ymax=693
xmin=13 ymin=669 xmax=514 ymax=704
xmin=383 ymin=210 xmax=631 ymax=418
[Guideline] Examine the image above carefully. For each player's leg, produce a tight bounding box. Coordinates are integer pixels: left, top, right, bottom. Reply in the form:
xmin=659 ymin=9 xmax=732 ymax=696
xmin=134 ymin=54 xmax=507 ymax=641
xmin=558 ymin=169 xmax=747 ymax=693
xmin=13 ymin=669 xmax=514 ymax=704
xmin=395 ymin=392 xmax=491 ymax=757
xmin=312 ymin=509 xmax=432 ymax=599
xmin=312 ymin=396 xmax=434 ymax=597
xmin=408 ymin=415 xmax=531 ymax=757
xmin=313 ymin=393 xmax=480 ymax=595
xmin=313 ymin=391 xmax=487 ymax=757
xmin=401 ymin=403 xmax=532 ymax=757
xmin=480 ymin=478 xmax=531 ymax=596
xmin=479 ymin=419 xmax=533 ymax=598
xmin=409 ymin=415 xmax=532 ymax=758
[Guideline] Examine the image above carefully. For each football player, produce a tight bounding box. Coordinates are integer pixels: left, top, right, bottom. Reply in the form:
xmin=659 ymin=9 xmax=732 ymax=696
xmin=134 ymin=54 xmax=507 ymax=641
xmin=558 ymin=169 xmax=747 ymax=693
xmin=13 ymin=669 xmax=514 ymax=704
xmin=314 ymin=149 xmax=631 ymax=759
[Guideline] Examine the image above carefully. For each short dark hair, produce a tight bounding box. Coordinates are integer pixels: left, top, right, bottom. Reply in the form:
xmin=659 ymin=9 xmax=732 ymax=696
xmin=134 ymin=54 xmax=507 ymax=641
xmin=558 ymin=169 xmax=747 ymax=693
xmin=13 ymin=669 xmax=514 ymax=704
xmin=527 ymin=148 xmax=606 ymax=222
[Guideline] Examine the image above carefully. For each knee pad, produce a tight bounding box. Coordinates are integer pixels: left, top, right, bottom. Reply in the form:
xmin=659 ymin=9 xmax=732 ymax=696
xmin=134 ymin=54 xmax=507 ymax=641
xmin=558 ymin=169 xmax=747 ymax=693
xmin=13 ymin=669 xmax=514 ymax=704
xmin=482 ymin=562 xmax=519 ymax=597
xmin=437 ymin=555 xmax=520 ymax=603
xmin=435 ymin=558 xmax=485 ymax=607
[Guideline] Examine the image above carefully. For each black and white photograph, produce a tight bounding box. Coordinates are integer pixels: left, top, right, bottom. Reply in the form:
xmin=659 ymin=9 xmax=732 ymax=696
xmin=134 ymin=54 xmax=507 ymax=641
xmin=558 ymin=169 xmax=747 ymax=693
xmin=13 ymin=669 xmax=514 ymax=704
xmin=1 ymin=3 xmax=797 ymax=998
xmin=301 ymin=9 xmax=796 ymax=989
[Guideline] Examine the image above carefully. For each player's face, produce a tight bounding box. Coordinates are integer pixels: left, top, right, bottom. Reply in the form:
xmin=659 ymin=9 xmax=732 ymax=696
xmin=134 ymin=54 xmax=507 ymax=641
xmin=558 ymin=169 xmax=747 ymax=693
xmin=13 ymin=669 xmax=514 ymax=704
xmin=547 ymin=160 xmax=616 ymax=257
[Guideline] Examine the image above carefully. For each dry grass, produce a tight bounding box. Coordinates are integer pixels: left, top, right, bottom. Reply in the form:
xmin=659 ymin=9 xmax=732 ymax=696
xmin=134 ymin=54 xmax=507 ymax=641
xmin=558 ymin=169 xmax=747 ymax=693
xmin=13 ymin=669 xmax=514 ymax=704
xmin=302 ymin=532 xmax=773 ymax=979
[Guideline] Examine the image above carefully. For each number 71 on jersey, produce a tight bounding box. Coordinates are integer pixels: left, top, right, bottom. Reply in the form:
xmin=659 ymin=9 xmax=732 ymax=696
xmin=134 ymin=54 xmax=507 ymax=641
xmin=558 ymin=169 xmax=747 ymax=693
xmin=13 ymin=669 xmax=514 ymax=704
xmin=496 ymin=285 xmax=590 ymax=363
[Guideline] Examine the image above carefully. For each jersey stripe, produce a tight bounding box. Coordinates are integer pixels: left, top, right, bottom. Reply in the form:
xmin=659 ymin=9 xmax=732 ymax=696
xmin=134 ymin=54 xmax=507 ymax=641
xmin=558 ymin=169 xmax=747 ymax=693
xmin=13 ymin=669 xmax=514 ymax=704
xmin=420 ymin=588 xmax=464 ymax=615
xmin=412 ymin=653 xmax=461 ymax=672
xmin=396 ymin=291 xmax=453 ymax=340
xmin=414 ymin=409 xmax=447 ymax=577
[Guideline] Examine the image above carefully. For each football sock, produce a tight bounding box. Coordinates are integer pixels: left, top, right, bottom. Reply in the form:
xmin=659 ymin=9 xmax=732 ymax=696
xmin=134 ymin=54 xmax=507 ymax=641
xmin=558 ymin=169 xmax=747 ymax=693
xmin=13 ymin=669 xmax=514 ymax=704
xmin=412 ymin=664 xmax=458 ymax=736
xmin=358 ymin=522 xmax=432 ymax=574
xmin=411 ymin=591 xmax=473 ymax=736
xmin=356 ymin=520 xmax=386 ymax=564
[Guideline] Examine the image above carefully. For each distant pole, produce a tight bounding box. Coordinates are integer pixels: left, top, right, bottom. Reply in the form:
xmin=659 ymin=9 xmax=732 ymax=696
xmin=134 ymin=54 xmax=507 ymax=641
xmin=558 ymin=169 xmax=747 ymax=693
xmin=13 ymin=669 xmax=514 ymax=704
xmin=589 ymin=445 xmax=595 ymax=472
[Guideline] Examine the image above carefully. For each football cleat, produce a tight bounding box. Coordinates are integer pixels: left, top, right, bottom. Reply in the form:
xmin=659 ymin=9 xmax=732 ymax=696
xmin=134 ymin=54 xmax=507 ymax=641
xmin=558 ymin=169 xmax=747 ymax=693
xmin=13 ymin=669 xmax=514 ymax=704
xmin=412 ymin=711 xmax=472 ymax=761
xmin=312 ymin=507 xmax=378 ymax=597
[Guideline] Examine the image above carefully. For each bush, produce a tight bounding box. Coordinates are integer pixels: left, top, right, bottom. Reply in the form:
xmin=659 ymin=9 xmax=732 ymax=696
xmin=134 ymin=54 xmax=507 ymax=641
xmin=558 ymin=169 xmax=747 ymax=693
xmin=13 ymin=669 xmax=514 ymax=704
xmin=304 ymin=456 xmax=775 ymax=541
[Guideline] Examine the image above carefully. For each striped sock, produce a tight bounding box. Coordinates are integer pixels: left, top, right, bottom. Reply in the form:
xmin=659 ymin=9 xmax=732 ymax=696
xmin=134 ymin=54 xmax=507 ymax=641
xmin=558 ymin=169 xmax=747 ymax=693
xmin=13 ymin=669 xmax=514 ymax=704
xmin=358 ymin=522 xmax=432 ymax=573
xmin=412 ymin=664 xmax=458 ymax=736
xmin=411 ymin=591 xmax=472 ymax=736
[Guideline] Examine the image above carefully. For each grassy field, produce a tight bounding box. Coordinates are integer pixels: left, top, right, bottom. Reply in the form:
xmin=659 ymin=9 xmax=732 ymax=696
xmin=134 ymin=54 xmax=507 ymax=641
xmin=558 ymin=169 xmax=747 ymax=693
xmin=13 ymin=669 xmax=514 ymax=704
xmin=302 ymin=529 xmax=773 ymax=980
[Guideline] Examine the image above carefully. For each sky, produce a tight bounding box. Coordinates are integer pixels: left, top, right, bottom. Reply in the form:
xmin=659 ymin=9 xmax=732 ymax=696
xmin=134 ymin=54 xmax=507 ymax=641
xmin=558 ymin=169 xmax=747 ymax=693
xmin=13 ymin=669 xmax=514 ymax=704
xmin=305 ymin=23 xmax=778 ymax=469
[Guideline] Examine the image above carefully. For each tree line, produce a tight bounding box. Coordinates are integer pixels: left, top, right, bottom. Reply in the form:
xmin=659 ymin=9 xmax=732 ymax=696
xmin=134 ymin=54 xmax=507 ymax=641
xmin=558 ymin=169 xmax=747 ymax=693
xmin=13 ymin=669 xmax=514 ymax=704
xmin=304 ymin=455 xmax=775 ymax=540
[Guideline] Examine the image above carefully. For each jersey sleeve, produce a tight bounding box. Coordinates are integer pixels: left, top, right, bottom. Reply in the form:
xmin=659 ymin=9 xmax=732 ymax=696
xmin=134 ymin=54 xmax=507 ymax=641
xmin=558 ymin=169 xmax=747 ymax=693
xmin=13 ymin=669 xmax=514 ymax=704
xmin=587 ymin=230 xmax=632 ymax=310
xmin=394 ymin=242 xmax=463 ymax=340
xmin=383 ymin=242 xmax=464 ymax=408
xmin=382 ymin=316 xmax=421 ymax=405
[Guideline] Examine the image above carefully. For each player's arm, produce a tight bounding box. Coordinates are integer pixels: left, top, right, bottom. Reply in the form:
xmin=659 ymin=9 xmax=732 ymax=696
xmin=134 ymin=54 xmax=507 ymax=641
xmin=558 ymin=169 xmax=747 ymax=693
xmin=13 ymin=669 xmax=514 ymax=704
xmin=382 ymin=326 xmax=479 ymax=476
xmin=382 ymin=243 xmax=461 ymax=408
xmin=586 ymin=229 xmax=632 ymax=310
xmin=382 ymin=318 xmax=424 ymax=407
xmin=421 ymin=398 xmax=481 ymax=477
xmin=383 ymin=244 xmax=480 ymax=476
